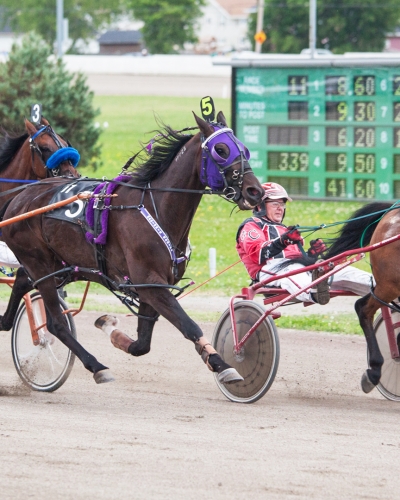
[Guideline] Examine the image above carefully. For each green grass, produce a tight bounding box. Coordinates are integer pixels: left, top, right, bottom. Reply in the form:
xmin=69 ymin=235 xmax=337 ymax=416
xmin=275 ymin=313 xmax=363 ymax=335
xmin=27 ymin=95 xmax=372 ymax=334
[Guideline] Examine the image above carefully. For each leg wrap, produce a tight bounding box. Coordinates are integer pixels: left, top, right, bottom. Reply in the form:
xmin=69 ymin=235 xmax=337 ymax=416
xmin=110 ymin=329 xmax=134 ymax=353
xmin=195 ymin=341 xmax=216 ymax=371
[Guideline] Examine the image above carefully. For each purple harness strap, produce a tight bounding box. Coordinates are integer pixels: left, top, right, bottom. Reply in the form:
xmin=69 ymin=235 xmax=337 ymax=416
xmin=86 ymin=174 xmax=131 ymax=245
xmin=85 ymin=176 xmax=186 ymax=266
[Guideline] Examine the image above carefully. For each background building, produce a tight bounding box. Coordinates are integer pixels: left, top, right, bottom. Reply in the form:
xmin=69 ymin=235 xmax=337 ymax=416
xmin=194 ymin=0 xmax=255 ymax=54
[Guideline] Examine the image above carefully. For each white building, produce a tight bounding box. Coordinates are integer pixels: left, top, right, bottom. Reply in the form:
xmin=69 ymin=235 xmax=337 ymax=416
xmin=194 ymin=0 xmax=256 ymax=54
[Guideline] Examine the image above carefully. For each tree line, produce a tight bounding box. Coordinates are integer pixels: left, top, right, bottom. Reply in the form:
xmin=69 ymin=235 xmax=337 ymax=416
xmin=1 ymin=1 xmax=400 ymax=55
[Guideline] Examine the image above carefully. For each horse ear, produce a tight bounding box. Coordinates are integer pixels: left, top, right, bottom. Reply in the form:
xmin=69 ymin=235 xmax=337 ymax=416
xmin=24 ymin=118 xmax=37 ymax=136
xmin=216 ymin=111 xmax=229 ymax=127
xmin=41 ymin=117 xmax=50 ymax=126
xmin=193 ymin=112 xmax=214 ymax=137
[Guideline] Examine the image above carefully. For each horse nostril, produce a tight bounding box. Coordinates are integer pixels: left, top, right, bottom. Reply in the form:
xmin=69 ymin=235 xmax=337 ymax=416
xmin=247 ymin=186 xmax=263 ymax=202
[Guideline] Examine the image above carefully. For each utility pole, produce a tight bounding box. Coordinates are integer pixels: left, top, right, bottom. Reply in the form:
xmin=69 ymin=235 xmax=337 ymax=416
xmin=309 ymin=0 xmax=316 ymax=58
xmin=255 ymin=0 xmax=265 ymax=53
xmin=56 ymin=0 xmax=64 ymax=58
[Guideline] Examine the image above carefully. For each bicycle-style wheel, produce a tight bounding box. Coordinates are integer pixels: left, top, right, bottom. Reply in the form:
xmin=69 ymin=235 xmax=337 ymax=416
xmin=11 ymin=292 xmax=76 ymax=392
xmin=212 ymin=300 xmax=280 ymax=403
xmin=372 ymin=311 xmax=400 ymax=401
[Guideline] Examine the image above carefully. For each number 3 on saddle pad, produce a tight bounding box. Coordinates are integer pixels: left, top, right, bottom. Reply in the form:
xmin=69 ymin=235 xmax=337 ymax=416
xmin=201 ymin=96 xmax=215 ymax=122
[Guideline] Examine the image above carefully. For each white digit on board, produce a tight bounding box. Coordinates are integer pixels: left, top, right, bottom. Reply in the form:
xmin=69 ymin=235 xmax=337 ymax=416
xmin=313 ymin=181 xmax=320 ymax=193
xmin=379 ymin=182 xmax=389 ymax=194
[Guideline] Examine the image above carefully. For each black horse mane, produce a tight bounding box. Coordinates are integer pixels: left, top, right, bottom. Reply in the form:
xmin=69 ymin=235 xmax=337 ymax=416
xmin=129 ymin=125 xmax=194 ymax=185
xmin=0 ymin=130 xmax=29 ymax=172
xmin=324 ymin=202 xmax=393 ymax=259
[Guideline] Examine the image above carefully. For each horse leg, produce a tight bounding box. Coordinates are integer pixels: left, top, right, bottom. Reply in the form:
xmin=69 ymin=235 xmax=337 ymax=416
xmin=95 ymin=302 xmax=157 ymax=355
xmin=137 ymin=288 xmax=243 ymax=384
xmin=95 ymin=290 xmax=242 ymax=383
xmin=37 ymin=279 xmax=115 ymax=384
xmin=355 ymin=293 xmax=383 ymax=393
xmin=0 ymin=267 xmax=33 ymax=331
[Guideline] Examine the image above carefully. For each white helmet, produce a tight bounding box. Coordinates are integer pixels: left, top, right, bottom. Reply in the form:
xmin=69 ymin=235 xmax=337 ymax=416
xmin=261 ymin=182 xmax=292 ymax=202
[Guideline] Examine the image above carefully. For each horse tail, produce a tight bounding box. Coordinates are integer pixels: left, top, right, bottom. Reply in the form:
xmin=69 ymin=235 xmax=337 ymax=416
xmin=324 ymin=202 xmax=393 ymax=259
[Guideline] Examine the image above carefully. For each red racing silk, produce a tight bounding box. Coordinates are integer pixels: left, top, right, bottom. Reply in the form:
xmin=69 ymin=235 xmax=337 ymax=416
xmin=236 ymin=216 xmax=304 ymax=280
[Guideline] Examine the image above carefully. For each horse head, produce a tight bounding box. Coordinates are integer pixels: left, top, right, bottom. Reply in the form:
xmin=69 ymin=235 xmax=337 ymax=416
xmin=24 ymin=118 xmax=80 ymax=179
xmin=193 ymin=111 xmax=263 ymax=210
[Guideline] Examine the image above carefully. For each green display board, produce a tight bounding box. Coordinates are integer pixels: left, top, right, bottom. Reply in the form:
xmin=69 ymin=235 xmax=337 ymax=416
xmin=233 ymin=64 xmax=400 ymax=200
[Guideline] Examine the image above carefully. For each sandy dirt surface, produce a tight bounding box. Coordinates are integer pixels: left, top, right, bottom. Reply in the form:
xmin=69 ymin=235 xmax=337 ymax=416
xmin=2 ymin=73 xmax=398 ymax=499
xmin=1 ymin=302 xmax=400 ymax=500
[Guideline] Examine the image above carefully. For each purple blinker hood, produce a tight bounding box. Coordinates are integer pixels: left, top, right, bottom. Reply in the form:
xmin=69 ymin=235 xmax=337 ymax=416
xmin=200 ymin=125 xmax=250 ymax=189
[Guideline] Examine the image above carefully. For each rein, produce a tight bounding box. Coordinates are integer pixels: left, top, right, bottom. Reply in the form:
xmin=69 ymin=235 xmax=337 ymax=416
xmin=296 ymin=200 xmax=400 ymax=236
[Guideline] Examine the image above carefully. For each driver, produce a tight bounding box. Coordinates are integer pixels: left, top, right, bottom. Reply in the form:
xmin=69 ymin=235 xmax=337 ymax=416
xmin=0 ymin=241 xmax=20 ymax=268
xmin=236 ymin=182 xmax=373 ymax=304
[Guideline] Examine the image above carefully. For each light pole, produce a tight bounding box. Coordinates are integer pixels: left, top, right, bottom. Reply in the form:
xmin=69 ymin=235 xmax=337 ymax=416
xmin=309 ymin=0 xmax=316 ymax=58
xmin=56 ymin=0 xmax=63 ymax=58
xmin=255 ymin=0 xmax=265 ymax=53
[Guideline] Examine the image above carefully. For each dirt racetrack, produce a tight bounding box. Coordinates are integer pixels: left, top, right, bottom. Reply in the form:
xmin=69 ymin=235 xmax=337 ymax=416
xmin=2 ymin=72 xmax=400 ymax=498
xmin=1 ymin=304 xmax=400 ymax=500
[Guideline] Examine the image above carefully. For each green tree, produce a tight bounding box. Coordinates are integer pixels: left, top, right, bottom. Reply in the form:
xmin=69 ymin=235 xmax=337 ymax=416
xmin=249 ymin=0 xmax=400 ymax=54
xmin=0 ymin=33 xmax=101 ymax=169
xmin=0 ymin=0 xmax=124 ymax=53
xmin=127 ymin=0 xmax=204 ymax=54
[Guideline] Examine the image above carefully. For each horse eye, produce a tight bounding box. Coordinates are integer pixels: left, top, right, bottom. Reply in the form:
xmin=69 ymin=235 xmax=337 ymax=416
xmin=216 ymin=147 xmax=228 ymax=157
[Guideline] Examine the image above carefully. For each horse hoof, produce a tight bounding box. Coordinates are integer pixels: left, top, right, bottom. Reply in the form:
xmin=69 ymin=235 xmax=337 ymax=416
xmin=361 ymin=371 xmax=375 ymax=393
xmin=94 ymin=314 xmax=119 ymax=330
xmin=217 ymin=368 xmax=244 ymax=385
xmin=93 ymin=369 xmax=115 ymax=384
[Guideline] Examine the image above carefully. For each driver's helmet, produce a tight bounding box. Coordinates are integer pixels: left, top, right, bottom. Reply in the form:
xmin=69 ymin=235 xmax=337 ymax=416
xmin=253 ymin=182 xmax=292 ymax=217
xmin=261 ymin=182 xmax=292 ymax=202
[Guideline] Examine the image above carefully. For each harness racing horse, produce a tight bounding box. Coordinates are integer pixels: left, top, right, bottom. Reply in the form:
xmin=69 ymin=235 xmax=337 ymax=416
xmin=0 ymin=117 xmax=80 ymax=207
xmin=324 ymin=201 xmax=398 ymax=393
xmin=0 ymin=111 xmax=264 ymax=386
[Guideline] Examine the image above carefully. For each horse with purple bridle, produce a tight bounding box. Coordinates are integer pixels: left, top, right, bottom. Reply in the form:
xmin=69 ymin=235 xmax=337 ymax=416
xmin=0 ymin=110 xmax=264 ymax=388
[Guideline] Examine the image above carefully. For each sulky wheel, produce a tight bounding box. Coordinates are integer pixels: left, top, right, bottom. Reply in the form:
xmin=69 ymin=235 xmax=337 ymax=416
xmin=372 ymin=311 xmax=400 ymax=401
xmin=11 ymin=292 xmax=76 ymax=392
xmin=212 ymin=300 xmax=280 ymax=403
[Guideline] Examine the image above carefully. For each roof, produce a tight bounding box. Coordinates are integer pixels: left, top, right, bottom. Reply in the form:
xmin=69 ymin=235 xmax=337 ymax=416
xmin=216 ymin=0 xmax=256 ymax=17
xmin=98 ymin=30 xmax=142 ymax=45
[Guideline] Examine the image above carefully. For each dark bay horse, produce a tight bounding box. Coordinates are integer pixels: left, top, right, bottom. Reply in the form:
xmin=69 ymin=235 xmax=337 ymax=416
xmin=0 ymin=118 xmax=80 ymax=207
xmin=324 ymin=201 xmax=398 ymax=393
xmin=0 ymin=110 xmax=264 ymax=387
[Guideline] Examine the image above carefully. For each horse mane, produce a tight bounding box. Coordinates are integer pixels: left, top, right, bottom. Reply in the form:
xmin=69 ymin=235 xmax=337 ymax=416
xmin=324 ymin=202 xmax=393 ymax=259
xmin=129 ymin=125 xmax=194 ymax=185
xmin=0 ymin=129 xmax=29 ymax=172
